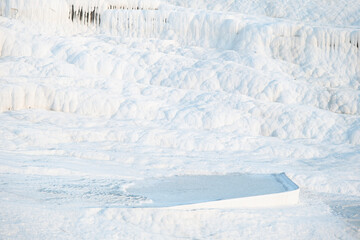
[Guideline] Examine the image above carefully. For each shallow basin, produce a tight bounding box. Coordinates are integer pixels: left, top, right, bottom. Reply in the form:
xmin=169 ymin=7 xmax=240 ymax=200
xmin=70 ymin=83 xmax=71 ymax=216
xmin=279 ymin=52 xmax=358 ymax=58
xmin=125 ymin=173 xmax=299 ymax=209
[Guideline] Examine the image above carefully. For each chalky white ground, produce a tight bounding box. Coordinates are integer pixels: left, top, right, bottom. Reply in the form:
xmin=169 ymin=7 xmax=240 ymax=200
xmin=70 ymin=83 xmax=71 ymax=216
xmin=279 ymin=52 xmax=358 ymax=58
xmin=0 ymin=0 xmax=360 ymax=239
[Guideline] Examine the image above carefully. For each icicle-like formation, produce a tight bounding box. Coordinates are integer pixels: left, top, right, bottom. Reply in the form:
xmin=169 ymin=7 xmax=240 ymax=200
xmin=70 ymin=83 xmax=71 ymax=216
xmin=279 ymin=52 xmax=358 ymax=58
xmin=106 ymin=0 xmax=159 ymax=10
xmin=248 ymin=21 xmax=360 ymax=65
xmin=349 ymin=30 xmax=360 ymax=49
xmin=312 ymin=27 xmax=360 ymax=53
xmin=69 ymin=4 xmax=102 ymax=25
xmin=100 ymin=7 xmax=360 ymax=56
xmin=0 ymin=0 xmax=161 ymax=26
xmin=101 ymin=9 xmax=168 ymax=38
xmin=67 ymin=0 xmax=161 ymax=25
xmin=0 ymin=0 xmax=359 ymax=57
xmin=100 ymin=9 xmax=240 ymax=49
xmin=165 ymin=10 xmax=239 ymax=49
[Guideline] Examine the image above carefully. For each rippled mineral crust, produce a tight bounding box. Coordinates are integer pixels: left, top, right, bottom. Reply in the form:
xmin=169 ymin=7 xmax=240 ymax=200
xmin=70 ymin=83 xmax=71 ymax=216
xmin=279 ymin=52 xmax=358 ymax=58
xmin=0 ymin=0 xmax=359 ymax=239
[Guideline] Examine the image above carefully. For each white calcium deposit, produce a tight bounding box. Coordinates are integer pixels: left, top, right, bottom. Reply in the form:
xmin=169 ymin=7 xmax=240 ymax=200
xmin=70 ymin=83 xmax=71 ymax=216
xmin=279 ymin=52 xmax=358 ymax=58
xmin=0 ymin=0 xmax=359 ymax=239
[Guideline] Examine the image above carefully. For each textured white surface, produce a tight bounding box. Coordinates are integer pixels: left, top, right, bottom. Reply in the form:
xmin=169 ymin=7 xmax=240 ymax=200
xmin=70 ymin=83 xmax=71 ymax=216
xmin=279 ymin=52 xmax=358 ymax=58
xmin=0 ymin=0 xmax=360 ymax=239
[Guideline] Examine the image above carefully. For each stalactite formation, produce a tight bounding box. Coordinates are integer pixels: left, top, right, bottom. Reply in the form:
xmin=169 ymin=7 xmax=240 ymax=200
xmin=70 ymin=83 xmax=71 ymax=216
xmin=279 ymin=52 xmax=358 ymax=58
xmin=107 ymin=5 xmax=157 ymax=10
xmin=271 ymin=26 xmax=360 ymax=59
xmin=0 ymin=0 xmax=358 ymax=55
xmin=350 ymin=39 xmax=359 ymax=49
xmin=69 ymin=5 xmax=101 ymax=25
xmin=68 ymin=3 xmax=158 ymax=26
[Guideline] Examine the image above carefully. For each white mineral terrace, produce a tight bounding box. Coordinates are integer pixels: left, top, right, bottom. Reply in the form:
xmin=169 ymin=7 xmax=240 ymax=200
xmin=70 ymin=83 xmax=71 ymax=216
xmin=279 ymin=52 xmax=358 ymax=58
xmin=0 ymin=0 xmax=359 ymax=239
xmin=125 ymin=173 xmax=300 ymax=209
